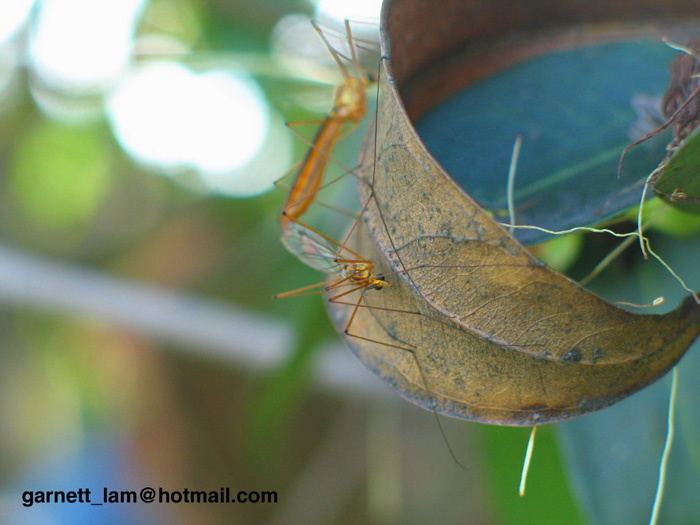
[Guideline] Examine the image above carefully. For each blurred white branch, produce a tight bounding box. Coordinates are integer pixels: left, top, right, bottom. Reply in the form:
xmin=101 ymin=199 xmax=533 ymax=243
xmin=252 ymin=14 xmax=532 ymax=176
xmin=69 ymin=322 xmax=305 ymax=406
xmin=0 ymin=243 xmax=388 ymax=396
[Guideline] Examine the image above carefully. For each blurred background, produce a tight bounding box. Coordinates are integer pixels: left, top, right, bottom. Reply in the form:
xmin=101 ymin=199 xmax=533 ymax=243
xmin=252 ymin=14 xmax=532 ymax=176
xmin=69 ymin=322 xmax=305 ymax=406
xmin=1 ymin=1 xmax=699 ymax=524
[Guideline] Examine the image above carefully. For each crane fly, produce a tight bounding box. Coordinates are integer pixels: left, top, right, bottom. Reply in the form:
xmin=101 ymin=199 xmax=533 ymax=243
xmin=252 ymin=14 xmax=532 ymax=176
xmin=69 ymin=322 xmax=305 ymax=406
xmin=275 ymin=52 xmax=537 ymax=469
xmin=280 ymin=19 xmax=374 ymax=231
xmin=275 ymin=19 xmax=409 ymax=340
xmin=276 ymin=35 xmax=518 ymax=467
xmin=276 ymin=207 xmax=480 ymax=472
xmin=275 ymin=210 xmax=430 ymax=346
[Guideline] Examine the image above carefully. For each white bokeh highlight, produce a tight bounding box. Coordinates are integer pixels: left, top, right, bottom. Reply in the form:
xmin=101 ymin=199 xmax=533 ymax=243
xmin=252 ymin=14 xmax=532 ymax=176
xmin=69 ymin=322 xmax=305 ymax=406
xmin=0 ymin=0 xmax=36 ymax=44
xmin=0 ymin=0 xmax=36 ymax=105
xmin=29 ymin=0 xmax=147 ymax=92
xmin=315 ymin=0 xmax=382 ymax=23
xmin=106 ymin=61 xmax=288 ymax=197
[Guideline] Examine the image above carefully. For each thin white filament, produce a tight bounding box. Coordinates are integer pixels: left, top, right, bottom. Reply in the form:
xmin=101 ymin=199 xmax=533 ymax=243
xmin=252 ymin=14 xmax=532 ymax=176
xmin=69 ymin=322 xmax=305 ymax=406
xmin=507 ymin=135 xmax=522 ymax=233
xmin=649 ymin=367 xmax=678 ymax=525
xmin=519 ymin=426 xmax=537 ymax=497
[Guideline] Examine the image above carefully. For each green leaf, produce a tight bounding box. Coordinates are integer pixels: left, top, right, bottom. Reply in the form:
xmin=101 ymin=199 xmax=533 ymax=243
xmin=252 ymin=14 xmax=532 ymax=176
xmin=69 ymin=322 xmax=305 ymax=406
xmin=556 ymin=234 xmax=700 ymax=524
xmin=557 ymin=347 xmax=700 ymax=525
xmin=479 ymin=425 xmax=585 ymax=525
xmin=654 ymin=126 xmax=700 ymax=214
xmin=639 ymin=198 xmax=700 ymax=238
xmin=416 ymin=40 xmax=676 ymax=244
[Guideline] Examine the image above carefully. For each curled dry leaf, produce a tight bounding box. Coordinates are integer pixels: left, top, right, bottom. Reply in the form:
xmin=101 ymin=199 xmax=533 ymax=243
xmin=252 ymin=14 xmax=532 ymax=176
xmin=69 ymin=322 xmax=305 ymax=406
xmin=327 ymin=57 xmax=700 ymax=426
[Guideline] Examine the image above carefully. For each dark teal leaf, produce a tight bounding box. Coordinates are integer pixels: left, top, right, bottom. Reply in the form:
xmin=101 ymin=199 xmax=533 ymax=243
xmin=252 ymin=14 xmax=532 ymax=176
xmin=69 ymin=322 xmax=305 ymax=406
xmin=416 ymin=41 xmax=676 ymax=244
xmin=556 ymin=234 xmax=700 ymax=524
xmin=654 ymin=126 xmax=700 ymax=214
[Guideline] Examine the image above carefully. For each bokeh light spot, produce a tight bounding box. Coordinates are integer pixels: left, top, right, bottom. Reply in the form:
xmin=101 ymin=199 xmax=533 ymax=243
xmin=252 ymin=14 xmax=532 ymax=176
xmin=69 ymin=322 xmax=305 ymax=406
xmin=314 ymin=0 xmax=382 ymax=24
xmin=0 ymin=0 xmax=36 ymax=45
xmin=106 ymin=61 xmax=283 ymax=197
xmin=29 ymin=0 xmax=147 ymax=93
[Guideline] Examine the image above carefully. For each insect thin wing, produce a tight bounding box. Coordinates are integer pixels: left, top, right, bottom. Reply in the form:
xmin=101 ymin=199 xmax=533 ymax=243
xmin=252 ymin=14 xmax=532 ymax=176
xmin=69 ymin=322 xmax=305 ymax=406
xmin=281 ymin=222 xmax=344 ymax=273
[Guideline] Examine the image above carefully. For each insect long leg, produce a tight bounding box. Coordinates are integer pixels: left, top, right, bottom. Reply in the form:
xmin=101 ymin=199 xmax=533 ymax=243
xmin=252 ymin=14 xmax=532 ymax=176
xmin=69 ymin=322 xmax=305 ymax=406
xmin=310 ymin=19 xmax=376 ymax=81
xmin=337 ymin=287 xmax=471 ymax=471
xmin=274 ymin=276 xmax=342 ymax=299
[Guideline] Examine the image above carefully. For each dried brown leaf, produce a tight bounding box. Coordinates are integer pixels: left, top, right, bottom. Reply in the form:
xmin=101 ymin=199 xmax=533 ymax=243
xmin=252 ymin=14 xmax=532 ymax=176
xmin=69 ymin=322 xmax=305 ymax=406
xmin=328 ymin=58 xmax=700 ymax=426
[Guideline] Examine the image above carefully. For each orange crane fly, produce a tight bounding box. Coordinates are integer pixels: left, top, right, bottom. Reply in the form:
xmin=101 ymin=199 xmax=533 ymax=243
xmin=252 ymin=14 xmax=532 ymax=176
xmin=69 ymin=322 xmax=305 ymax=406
xmin=280 ymin=20 xmax=371 ymax=231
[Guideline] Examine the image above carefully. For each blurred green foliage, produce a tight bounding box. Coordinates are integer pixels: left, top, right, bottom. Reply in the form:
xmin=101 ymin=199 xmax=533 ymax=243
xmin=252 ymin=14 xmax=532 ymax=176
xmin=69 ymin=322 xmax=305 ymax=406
xmin=11 ymin=121 xmax=112 ymax=228
xmin=655 ymin=126 xmax=700 ymax=214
